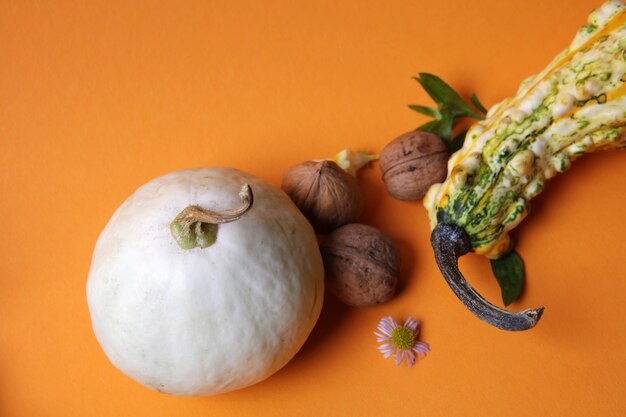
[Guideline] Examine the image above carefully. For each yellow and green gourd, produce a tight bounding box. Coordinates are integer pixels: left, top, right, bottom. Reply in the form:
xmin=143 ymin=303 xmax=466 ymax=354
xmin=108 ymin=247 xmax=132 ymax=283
xmin=425 ymin=0 xmax=626 ymax=331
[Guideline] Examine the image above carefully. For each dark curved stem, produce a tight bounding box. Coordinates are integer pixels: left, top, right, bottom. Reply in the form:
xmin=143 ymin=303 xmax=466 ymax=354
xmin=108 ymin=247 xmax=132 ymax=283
xmin=431 ymin=223 xmax=544 ymax=331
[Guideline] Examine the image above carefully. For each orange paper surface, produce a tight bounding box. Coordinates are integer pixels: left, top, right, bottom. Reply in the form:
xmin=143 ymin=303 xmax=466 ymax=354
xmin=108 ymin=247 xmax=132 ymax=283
xmin=1 ymin=1 xmax=625 ymax=416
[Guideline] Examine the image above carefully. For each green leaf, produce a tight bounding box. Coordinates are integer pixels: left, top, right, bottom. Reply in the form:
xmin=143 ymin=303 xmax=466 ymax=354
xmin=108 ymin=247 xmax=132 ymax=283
xmin=408 ymin=73 xmax=488 ymax=154
xmin=447 ymin=129 xmax=468 ymax=153
xmin=471 ymin=93 xmax=488 ymax=115
xmin=438 ymin=102 xmax=468 ymax=118
xmin=416 ymin=116 xmax=453 ymax=141
xmin=414 ymin=73 xmax=464 ymax=106
xmin=490 ymin=250 xmax=525 ymax=306
xmin=414 ymin=73 xmax=484 ymax=119
xmin=408 ymin=104 xmax=441 ymax=119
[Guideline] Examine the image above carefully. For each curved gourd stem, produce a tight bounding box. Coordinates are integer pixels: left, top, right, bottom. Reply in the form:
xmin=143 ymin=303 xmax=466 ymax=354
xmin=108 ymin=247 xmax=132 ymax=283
xmin=170 ymin=184 xmax=254 ymax=250
xmin=431 ymin=223 xmax=544 ymax=331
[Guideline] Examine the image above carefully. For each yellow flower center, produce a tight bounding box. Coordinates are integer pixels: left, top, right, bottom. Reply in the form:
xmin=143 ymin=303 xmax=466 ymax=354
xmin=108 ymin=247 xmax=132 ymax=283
xmin=391 ymin=326 xmax=414 ymax=350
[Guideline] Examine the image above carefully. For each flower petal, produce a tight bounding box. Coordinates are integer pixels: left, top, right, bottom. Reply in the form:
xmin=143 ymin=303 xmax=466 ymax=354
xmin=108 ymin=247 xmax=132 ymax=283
xmin=394 ymin=351 xmax=403 ymax=366
xmin=379 ymin=318 xmax=396 ymax=334
xmin=376 ymin=319 xmax=393 ymax=336
xmin=406 ymin=351 xmax=417 ymax=367
xmin=374 ymin=331 xmax=391 ymax=340
xmin=413 ymin=341 xmax=430 ymax=357
xmin=404 ymin=317 xmax=419 ymax=333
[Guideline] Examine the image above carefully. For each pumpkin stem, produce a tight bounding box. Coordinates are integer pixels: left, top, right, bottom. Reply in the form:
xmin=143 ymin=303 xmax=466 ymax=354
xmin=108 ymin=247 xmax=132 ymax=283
xmin=431 ymin=223 xmax=544 ymax=331
xmin=170 ymin=184 xmax=254 ymax=249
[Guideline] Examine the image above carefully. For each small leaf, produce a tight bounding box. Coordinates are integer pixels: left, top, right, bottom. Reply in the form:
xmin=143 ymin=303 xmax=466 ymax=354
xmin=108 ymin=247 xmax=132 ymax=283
xmin=409 ymin=73 xmax=487 ymax=153
xmin=414 ymin=73 xmax=464 ymax=105
xmin=416 ymin=116 xmax=453 ymax=141
xmin=471 ymin=93 xmax=488 ymax=114
xmin=438 ymin=103 xmax=467 ymax=118
xmin=447 ymin=129 xmax=468 ymax=153
xmin=490 ymin=250 xmax=524 ymax=306
xmin=415 ymin=73 xmax=483 ymax=119
xmin=408 ymin=104 xmax=441 ymax=119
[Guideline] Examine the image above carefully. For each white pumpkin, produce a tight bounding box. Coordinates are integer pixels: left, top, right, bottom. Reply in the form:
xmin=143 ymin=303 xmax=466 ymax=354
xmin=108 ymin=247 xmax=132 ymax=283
xmin=87 ymin=167 xmax=324 ymax=396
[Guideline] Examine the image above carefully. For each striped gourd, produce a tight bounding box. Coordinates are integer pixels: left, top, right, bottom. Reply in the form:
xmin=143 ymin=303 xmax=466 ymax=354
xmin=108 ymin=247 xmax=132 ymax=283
xmin=425 ymin=0 xmax=626 ymax=331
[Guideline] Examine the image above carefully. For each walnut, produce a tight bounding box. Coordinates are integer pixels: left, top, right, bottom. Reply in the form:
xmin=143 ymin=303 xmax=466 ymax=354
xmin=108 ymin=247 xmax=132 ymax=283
xmin=379 ymin=131 xmax=448 ymax=201
xmin=281 ymin=160 xmax=363 ymax=233
xmin=320 ymin=223 xmax=400 ymax=307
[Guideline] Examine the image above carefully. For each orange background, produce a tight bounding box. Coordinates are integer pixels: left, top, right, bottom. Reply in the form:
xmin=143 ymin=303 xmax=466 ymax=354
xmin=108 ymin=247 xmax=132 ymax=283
xmin=2 ymin=0 xmax=625 ymax=416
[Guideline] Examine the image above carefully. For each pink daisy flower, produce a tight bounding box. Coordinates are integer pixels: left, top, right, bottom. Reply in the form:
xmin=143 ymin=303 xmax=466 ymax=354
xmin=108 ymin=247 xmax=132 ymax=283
xmin=375 ymin=316 xmax=429 ymax=367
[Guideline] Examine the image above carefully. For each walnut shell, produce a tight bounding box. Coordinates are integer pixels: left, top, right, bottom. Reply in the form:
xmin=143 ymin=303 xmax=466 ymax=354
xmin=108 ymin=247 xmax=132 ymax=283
xmin=379 ymin=131 xmax=448 ymax=201
xmin=320 ymin=223 xmax=400 ymax=307
xmin=281 ymin=160 xmax=363 ymax=233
